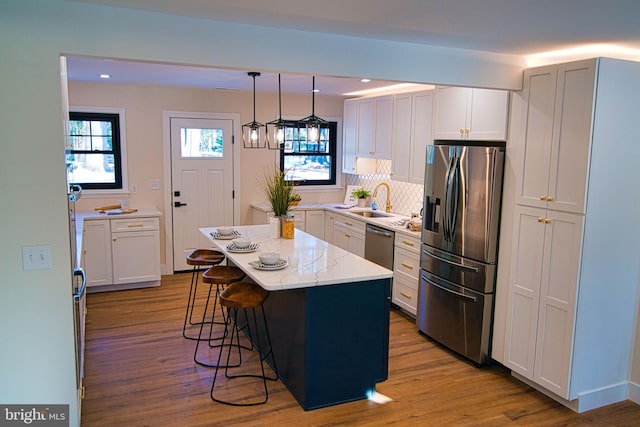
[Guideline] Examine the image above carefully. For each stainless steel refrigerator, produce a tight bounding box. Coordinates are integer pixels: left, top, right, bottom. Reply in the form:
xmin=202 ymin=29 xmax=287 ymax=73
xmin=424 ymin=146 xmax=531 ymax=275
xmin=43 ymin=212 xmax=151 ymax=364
xmin=417 ymin=142 xmax=505 ymax=365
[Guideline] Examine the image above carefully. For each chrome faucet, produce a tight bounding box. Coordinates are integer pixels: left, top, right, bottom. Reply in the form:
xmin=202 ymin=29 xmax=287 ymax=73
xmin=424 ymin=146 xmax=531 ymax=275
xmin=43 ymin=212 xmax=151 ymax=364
xmin=373 ymin=182 xmax=393 ymax=213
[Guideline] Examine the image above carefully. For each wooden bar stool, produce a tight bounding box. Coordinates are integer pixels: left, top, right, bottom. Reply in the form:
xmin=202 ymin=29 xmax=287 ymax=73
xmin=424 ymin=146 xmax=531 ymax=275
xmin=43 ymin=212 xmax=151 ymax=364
xmin=210 ymin=282 xmax=279 ymax=406
xmin=193 ymin=266 xmax=246 ymax=368
xmin=183 ymin=249 xmax=226 ymax=340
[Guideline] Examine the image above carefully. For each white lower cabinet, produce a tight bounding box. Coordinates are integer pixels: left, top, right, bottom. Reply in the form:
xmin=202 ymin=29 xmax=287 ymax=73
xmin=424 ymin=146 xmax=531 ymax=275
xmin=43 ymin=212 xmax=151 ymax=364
xmin=332 ymin=213 xmax=365 ymax=257
xmin=304 ymin=210 xmax=325 ymax=240
xmin=82 ymin=219 xmax=113 ymax=288
xmin=504 ymin=206 xmax=583 ymax=397
xmin=83 ymin=214 xmax=161 ymax=290
xmin=323 ymin=210 xmax=334 ymax=244
xmin=392 ymin=234 xmax=421 ymax=316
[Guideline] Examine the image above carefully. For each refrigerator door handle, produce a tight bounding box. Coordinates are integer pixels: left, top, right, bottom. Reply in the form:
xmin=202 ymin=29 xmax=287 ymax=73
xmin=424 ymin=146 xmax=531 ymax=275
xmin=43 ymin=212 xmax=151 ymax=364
xmin=422 ymin=248 xmax=479 ymax=273
xmin=421 ymin=273 xmax=477 ymax=303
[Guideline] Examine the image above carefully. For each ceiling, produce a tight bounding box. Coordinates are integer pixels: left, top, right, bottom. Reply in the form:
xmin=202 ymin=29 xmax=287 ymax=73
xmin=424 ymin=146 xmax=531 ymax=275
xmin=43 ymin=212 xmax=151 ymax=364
xmin=65 ymin=0 xmax=640 ymax=95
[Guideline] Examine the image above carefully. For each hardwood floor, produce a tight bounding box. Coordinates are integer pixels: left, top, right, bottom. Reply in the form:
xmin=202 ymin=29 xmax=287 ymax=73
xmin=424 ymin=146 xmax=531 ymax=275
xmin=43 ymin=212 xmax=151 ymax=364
xmin=81 ymin=273 xmax=639 ymax=426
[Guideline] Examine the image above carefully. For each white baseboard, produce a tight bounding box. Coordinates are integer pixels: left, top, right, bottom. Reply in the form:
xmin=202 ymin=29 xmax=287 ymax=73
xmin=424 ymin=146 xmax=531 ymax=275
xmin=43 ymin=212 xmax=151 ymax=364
xmin=629 ymin=381 xmax=640 ymax=405
xmin=512 ymin=372 xmax=630 ymax=413
xmin=577 ymin=382 xmax=628 ymax=413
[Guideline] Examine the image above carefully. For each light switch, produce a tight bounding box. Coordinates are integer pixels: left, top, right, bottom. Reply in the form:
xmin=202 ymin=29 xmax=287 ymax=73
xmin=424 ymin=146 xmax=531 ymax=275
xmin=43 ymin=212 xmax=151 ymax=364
xmin=22 ymin=245 xmax=52 ymax=271
xmin=149 ymin=179 xmax=160 ymax=190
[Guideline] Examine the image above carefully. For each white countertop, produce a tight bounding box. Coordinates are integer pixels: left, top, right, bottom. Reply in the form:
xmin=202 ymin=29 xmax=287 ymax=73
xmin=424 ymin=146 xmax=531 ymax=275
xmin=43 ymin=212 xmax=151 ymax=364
xmin=250 ymin=202 xmax=421 ymax=238
xmin=200 ymin=224 xmax=393 ymax=292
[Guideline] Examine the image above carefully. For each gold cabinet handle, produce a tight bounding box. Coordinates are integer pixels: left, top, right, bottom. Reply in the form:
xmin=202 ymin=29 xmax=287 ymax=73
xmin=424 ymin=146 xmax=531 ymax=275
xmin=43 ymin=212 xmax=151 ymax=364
xmin=345 ymin=233 xmax=351 ymax=238
xmin=544 ymin=218 xmax=552 ymax=224
xmin=539 ymin=195 xmax=546 ymax=201
xmin=81 ymin=385 xmax=86 ymax=399
xmin=401 ymin=262 xmax=414 ymax=270
xmin=402 ymin=240 xmax=414 ymax=247
xmin=464 ymin=128 xmax=470 ymax=134
xmin=127 ymin=223 xmax=144 ymax=228
xmin=538 ymin=217 xmax=545 ymax=223
xmin=400 ymin=292 xmax=412 ymax=299
xmin=345 ymin=222 xmax=353 ymax=227
xmin=546 ymin=196 xmax=554 ymax=202
xmin=459 ymin=128 xmax=465 ymax=135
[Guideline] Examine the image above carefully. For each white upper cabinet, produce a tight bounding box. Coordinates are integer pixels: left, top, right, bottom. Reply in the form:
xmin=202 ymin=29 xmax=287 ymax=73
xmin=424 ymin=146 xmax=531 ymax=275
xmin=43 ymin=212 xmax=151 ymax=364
xmin=433 ymin=86 xmax=509 ymax=141
xmin=342 ymin=99 xmax=358 ymax=174
xmin=356 ymin=95 xmax=393 ymax=159
xmin=391 ymin=90 xmax=434 ymax=184
xmin=516 ymin=61 xmax=596 ymax=214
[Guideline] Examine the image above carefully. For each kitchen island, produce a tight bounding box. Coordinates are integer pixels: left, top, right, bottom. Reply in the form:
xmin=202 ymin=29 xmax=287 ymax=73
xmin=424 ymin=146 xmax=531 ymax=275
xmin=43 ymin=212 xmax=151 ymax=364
xmin=200 ymin=224 xmax=393 ymax=410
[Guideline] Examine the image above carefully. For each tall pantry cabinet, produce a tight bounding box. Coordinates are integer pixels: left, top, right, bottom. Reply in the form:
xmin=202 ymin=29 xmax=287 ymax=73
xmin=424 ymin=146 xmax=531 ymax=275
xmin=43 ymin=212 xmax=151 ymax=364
xmin=496 ymin=58 xmax=640 ymax=412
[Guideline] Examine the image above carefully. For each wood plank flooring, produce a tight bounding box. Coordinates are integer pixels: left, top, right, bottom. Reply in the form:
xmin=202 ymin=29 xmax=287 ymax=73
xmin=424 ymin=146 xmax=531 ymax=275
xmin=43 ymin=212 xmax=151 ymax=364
xmin=81 ymin=273 xmax=640 ymax=426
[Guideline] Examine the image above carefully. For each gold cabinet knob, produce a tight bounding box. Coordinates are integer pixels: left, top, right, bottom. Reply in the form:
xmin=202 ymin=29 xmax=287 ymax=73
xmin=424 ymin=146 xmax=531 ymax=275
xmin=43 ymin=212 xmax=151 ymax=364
xmin=538 ymin=217 xmax=545 ymax=223
xmin=544 ymin=218 xmax=552 ymax=224
xmin=546 ymin=196 xmax=554 ymax=202
xmin=539 ymin=195 xmax=546 ymax=201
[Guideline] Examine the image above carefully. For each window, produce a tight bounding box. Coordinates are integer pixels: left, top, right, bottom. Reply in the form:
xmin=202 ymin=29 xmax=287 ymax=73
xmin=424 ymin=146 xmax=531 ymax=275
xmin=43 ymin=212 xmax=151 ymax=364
xmin=66 ymin=111 xmax=123 ymax=190
xmin=180 ymin=127 xmax=224 ymax=158
xmin=279 ymin=120 xmax=337 ymax=186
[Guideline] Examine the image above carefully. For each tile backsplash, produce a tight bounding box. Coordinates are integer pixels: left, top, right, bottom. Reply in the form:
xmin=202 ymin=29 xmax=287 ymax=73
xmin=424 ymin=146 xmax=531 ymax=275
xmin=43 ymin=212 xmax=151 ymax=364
xmin=346 ymin=160 xmax=424 ymax=217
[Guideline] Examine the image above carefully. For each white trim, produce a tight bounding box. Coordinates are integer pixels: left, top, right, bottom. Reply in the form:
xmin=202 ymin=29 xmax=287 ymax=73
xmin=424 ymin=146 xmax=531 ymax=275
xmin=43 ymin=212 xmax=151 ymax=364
xmin=69 ymin=105 xmax=128 ymax=194
xmin=162 ymin=110 xmax=241 ymax=273
xmin=629 ymin=381 xmax=640 ymax=405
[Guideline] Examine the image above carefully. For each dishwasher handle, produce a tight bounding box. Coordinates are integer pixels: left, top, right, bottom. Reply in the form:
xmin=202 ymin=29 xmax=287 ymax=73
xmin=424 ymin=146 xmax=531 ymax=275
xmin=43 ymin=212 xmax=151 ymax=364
xmin=366 ymin=225 xmax=394 ymax=238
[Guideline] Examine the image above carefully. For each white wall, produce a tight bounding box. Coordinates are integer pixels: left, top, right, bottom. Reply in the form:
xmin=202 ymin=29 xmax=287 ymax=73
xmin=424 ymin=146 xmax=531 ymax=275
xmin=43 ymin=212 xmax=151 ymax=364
xmin=0 ymin=0 xmax=597 ymax=423
xmin=68 ymin=81 xmax=346 ymax=266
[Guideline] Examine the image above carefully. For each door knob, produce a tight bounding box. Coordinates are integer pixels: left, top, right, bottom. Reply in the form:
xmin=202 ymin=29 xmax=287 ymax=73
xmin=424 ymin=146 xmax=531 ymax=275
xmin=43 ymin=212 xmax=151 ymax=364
xmin=174 ymin=201 xmax=187 ymax=207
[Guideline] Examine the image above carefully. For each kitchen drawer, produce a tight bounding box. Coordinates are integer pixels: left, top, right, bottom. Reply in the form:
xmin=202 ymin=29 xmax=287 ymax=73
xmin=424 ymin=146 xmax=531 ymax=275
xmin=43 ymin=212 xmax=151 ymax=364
xmin=392 ymin=275 xmax=418 ymax=316
xmin=111 ymin=217 xmax=159 ymax=232
xmin=333 ymin=213 xmax=366 ymax=234
xmin=395 ymin=233 xmax=421 ymax=255
xmin=394 ymin=246 xmax=420 ymax=279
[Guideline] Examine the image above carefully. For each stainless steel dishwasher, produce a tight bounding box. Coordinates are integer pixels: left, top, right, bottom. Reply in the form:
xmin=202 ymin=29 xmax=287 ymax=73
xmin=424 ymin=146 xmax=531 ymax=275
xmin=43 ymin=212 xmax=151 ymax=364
xmin=364 ymin=224 xmax=394 ymax=270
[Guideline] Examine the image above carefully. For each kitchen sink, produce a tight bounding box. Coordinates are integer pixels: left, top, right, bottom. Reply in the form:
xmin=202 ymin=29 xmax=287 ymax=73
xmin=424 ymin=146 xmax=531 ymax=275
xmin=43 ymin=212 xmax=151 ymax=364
xmin=348 ymin=210 xmax=392 ymax=218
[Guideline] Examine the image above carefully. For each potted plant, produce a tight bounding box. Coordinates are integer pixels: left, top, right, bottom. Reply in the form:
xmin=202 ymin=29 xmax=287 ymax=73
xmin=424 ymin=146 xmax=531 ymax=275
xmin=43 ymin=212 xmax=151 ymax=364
xmin=352 ymin=188 xmax=370 ymax=208
xmin=258 ymin=166 xmax=294 ymax=216
xmin=289 ymin=193 xmax=302 ymax=206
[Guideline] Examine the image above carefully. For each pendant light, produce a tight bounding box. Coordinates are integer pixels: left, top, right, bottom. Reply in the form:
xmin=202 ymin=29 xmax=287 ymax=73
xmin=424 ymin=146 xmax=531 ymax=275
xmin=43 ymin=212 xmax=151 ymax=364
xmin=266 ymin=73 xmax=285 ymax=150
xmin=297 ymin=76 xmax=328 ymax=153
xmin=242 ymin=71 xmax=266 ymax=149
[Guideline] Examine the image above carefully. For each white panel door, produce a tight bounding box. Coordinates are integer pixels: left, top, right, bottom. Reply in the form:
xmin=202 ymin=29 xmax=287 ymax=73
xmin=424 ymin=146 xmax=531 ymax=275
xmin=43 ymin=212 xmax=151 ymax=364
xmin=171 ymin=117 xmax=234 ymax=271
xmin=468 ymin=88 xmax=509 ymax=140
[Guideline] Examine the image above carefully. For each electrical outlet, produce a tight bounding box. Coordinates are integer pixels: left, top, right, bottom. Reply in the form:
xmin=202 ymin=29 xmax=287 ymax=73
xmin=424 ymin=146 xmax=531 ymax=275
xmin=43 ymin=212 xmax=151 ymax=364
xmin=149 ymin=179 xmax=160 ymax=190
xmin=131 ymin=184 xmax=138 ymax=193
xmin=22 ymin=245 xmax=52 ymax=271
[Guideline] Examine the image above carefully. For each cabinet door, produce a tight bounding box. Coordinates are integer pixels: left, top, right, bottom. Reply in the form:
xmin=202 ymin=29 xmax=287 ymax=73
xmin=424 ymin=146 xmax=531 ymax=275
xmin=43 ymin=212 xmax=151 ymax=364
xmin=504 ymin=206 xmax=546 ymax=379
xmin=547 ymin=60 xmax=596 ymax=215
xmin=324 ymin=211 xmax=334 ymax=244
xmin=112 ymin=230 xmax=161 ymax=284
xmin=356 ymin=99 xmax=375 ymax=157
xmin=332 ymin=224 xmax=351 ymax=252
xmin=391 ymin=93 xmax=412 ymax=182
xmin=305 ymin=210 xmax=325 ymax=239
xmin=83 ymin=220 xmax=113 ymax=288
xmin=433 ymin=86 xmax=470 ymax=140
xmin=350 ymin=233 xmax=366 ymax=258
xmin=342 ymin=99 xmax=358 ymax=173
xmin=373 ymin=96 xmax=393 ymax=159
xmin=516 ymin=65 xmax=557 ymax=209
xmin=409 ymin=90 xmax=434 ymax=183
xmin=468 ymin=89 xmax=509 ymax=140
xmin=534 ymin=210 xmax=584 ymax=398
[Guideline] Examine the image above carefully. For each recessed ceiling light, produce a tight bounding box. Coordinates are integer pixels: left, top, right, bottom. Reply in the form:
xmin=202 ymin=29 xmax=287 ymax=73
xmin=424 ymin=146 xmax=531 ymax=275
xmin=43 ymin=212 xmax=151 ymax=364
xmin=360 ymin=78 xmax=371 ymax=83
xmin=99 ymin=74 xmax=111 ymax=79
xmin=312 ymin=89 xmax=320 ymax=93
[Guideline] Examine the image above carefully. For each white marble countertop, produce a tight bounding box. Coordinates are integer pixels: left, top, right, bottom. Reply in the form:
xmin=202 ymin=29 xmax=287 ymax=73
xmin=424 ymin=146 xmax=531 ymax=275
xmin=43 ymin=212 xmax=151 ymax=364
xmin=200 ymin=224 xmax=393 ymax=292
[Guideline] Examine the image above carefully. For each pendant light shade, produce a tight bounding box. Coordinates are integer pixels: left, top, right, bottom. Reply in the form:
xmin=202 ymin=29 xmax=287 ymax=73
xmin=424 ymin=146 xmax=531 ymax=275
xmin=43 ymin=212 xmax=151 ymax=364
xmin=266 ymin=74 xmax=285 ymax=150
xmin=242 ymin=72 xmax=266 ymax=149
xmin=296 ymin=76 xmax=329 ymax=153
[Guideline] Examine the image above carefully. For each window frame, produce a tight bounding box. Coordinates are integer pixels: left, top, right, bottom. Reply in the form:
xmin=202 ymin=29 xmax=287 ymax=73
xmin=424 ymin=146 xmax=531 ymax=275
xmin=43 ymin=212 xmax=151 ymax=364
xmin=67 ymin=107 xmax=128 ymax=194
xmin=279 ymin=119 xmax=338 ymax=186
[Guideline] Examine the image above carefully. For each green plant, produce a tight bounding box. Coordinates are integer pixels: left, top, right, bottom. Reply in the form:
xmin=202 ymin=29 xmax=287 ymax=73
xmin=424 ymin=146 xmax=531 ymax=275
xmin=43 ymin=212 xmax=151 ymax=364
xmin=289 ymin=193 xmax=302 ymax=202
xmin=351 ymin=188 xmax=371 ymax=199
xmin=258 ymin=166 xmax=294 ymax=216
